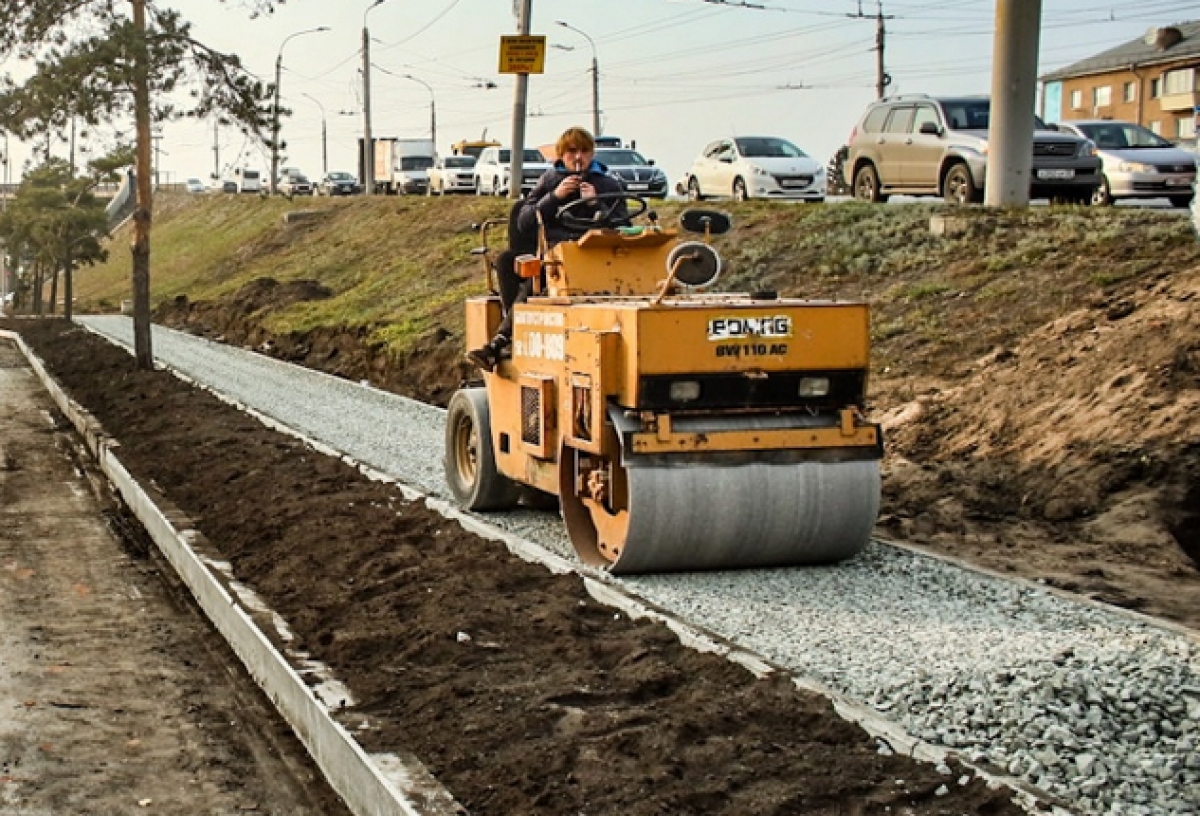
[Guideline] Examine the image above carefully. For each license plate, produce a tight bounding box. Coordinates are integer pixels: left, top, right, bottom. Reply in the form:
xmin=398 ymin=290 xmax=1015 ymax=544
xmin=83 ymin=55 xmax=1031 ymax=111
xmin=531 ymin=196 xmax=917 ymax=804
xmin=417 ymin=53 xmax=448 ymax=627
xmin=626 ymin=183 xmax=648 ymax=191
xmin=780 ymin=179 xmax=811 ymax=188
xmin=1037 ymin=169 xmax=1075 ymax=180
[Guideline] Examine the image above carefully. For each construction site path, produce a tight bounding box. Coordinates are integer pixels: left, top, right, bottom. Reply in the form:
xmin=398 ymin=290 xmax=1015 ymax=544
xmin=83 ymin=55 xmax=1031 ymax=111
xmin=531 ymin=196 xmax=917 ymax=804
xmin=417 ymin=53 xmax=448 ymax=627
xmin=0 ymin=339 xmax=350 ymax=816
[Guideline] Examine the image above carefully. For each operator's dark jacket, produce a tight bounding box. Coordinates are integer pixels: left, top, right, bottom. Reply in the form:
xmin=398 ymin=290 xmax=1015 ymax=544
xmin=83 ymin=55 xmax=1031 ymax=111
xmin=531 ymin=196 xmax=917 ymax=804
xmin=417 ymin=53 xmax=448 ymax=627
xmin=516 ymin=159 xmax=630 ymax=247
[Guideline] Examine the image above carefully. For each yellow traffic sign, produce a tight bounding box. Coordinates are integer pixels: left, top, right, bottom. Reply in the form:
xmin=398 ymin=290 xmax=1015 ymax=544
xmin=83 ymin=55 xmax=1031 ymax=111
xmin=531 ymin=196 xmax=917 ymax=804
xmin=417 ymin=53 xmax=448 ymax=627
xmin=499 ymin=35 xmax=546 ymax=74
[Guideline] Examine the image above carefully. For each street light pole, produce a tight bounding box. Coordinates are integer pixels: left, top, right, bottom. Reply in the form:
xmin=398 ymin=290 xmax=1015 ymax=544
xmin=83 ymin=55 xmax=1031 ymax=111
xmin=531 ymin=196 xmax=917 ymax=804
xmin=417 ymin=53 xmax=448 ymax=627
xmin=403 ymin=74 xmax=437 ymax=151
xmin=302 ymin=93 xmax=328 ymax=176
xmin=556 ymin=20 xmax=601 ymax=136
xmin=270 ymin=26 xmax=329 ymax=195
xmin=362 ymin=0 xmax=391 ymax=196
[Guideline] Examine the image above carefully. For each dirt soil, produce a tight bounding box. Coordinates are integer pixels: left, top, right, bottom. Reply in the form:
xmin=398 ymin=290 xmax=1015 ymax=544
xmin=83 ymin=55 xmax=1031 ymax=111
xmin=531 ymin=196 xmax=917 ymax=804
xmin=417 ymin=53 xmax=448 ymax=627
xmin=0 ymin=340 xmax=350 ymax=816
xmin=6 ymin=318 xmax=1028 ymax=816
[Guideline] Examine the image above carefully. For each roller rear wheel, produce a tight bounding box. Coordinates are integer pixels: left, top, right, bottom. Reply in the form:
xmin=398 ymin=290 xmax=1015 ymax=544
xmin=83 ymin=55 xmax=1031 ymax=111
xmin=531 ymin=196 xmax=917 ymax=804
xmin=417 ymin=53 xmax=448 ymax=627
xmin=445 ymin=389 xmax=521 ymax=511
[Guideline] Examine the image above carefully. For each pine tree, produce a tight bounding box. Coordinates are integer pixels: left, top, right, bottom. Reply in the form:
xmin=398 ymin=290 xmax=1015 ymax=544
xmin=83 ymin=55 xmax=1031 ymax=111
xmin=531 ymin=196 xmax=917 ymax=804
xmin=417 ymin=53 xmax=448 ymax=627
xmin=0 ymin=1 xmax=281 ymax=367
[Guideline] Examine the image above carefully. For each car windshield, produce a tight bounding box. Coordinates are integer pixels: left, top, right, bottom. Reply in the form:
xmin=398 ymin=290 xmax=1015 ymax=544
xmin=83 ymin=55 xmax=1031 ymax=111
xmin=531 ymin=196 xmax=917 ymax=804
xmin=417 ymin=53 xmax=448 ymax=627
xmin=497 ymin=149 xmax=545 ymax=163
xmin=941 ymin=101 xmax=992 ymax=130
xmin=1075 ymin=122 xmax=1174 ymax=149
xmin=597 ymin=150 xmax=648 ymax=166
xmin=445 ymin=156 xmax=475 ymax=168
xmin=328 ymin=172 xmax=354 ymax=181
xmin=734 ymin=137 xmax=807 ymax=158
xmin=400 ymin=156 xmax=434 ymax=171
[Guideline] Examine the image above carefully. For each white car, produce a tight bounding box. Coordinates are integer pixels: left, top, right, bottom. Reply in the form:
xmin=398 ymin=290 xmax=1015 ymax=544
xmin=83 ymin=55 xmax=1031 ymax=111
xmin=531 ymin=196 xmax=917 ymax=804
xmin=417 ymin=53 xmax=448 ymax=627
xmin=184 ymin=178 xmax=205 ymax=194
xmin=683 ymin=136 xmax=826 ymax=202
xmin=473 ymin=147 xmax=551 ymax=196
xmin=1054 ymin=119 xmax=1195 ymax=208
xmin=428 ymin=155 xmax=477 ymax=195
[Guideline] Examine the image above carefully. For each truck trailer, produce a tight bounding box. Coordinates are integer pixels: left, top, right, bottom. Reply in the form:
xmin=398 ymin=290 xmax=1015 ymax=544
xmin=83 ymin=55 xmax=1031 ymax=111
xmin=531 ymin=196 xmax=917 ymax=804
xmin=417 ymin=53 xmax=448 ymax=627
xmin=369 ymin=137 xmax=436 ymax=195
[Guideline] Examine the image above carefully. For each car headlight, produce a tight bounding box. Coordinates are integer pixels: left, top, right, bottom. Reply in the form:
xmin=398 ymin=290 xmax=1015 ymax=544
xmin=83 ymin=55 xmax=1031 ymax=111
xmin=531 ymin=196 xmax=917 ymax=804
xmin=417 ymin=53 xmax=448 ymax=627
xmin=1081 ymin=140 xmax=1098 ymax=157
xmin=749 ymin=164 xmax=771 ymax=177
xmin=1116 ymin=160 xmax=1156 ymax=173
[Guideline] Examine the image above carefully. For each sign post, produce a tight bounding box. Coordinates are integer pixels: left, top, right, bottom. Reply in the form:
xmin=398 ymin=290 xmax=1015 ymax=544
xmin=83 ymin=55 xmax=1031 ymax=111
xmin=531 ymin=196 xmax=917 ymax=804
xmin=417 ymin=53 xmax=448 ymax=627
xmin=501 ymin=21 xmax=545 ymax=198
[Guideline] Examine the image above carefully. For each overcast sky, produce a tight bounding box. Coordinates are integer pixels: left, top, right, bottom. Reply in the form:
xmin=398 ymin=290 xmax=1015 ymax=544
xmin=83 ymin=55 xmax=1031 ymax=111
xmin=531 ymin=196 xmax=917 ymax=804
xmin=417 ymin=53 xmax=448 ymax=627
xmin=3 ymin=0 xmax=1198 ymax=187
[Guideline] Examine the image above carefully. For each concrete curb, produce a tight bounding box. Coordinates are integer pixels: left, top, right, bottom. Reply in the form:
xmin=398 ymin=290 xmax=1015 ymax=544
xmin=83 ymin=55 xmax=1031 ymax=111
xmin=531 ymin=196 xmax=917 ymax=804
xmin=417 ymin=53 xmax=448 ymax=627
xmin=2 ymin=330 xmax=463 ymax=816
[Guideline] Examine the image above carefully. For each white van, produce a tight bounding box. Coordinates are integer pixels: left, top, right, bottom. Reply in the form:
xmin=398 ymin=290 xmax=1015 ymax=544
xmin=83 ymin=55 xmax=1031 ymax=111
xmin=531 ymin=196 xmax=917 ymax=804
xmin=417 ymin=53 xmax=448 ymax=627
xmin=234 ymin=168 xmax=262 ymax=194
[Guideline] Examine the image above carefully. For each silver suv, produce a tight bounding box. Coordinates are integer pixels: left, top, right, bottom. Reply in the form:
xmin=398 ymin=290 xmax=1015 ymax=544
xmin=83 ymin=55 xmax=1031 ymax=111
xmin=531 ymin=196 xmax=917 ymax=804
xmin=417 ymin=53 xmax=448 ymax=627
xmin=846 ymin=94 xmax=1101 ymax=205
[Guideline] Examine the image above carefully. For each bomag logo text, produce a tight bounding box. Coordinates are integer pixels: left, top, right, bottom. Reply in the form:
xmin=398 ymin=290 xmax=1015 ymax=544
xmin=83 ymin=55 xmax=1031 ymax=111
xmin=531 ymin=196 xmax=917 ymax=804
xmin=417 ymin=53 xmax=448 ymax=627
xmin=707 ymin=316 xmax=793 ymax=341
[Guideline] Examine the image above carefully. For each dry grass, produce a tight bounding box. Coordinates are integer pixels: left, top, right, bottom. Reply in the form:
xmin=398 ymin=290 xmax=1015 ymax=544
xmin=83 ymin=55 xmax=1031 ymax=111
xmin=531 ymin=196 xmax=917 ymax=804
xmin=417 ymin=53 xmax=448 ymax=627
xmin=75 ymin=192 xmax=1200 ymax=366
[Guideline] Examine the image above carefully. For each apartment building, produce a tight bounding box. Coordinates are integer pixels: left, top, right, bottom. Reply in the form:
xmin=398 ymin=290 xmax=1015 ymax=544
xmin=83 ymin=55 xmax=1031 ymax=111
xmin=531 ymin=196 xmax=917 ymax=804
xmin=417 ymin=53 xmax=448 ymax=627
xmin=1040 ymin=21 xmax=1200 ymax=144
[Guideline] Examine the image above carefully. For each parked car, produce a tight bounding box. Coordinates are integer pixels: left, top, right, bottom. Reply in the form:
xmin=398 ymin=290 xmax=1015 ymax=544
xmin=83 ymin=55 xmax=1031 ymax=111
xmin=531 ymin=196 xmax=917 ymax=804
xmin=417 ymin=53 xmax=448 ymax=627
xmin=594 ymin=147 xmax=670 ymax=199
xmin=427 ymin=155 xmax=477 ymax=195
xmin=846 ymin=94 xmax=1101 ymax=205
xmin=1053 ymin=119 xmax=1195 ymax=208
xmin=184 ymin=177 xmax=205 ymax=194
xmin=473 ymin=147 xmax=551 ymax=196
xmin=278 ymin=169 xmax=313 ymax=196
xmin=682 ymin=136 xmax=826 ymax=202
xmin=316 ymin=171 xmax=361 ymax=196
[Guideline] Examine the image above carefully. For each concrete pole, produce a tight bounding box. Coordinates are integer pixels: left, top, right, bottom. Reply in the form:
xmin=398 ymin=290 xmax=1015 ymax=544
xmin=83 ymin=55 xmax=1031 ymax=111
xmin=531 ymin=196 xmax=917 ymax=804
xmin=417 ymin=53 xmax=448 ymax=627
xmin=984 ymin=0 xmax=1042 ymax=207
xmin=362 ymin=23 xmax=374 ymax=195
xmin=1 ymin=132 xmax=7 ymax=310
xmin=590 ymin=54 xmax=601 ymax=136
xmin=509 ymin=0 xmax=533 ymax=200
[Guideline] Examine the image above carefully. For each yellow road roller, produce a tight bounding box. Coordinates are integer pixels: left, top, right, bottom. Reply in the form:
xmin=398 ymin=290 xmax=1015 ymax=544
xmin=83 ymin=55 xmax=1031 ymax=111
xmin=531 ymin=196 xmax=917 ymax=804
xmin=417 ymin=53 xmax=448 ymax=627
xmin=446 ymin=196 xmax=882 ymax=573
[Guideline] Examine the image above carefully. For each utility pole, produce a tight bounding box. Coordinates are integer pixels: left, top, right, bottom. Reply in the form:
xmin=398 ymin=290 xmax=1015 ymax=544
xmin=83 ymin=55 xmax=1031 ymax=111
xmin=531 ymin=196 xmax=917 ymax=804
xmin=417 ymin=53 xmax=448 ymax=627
xmin=985 ymin=0 xmax=1041 ymax=207
xmin=362 ymin=0 xmax=391 ymax=196
xmin=1 ymin=132 xmax=7 ymax=310
xmin=303 ymin=93 xmax=329 ymax=175
xmin=212 ymin=120 xmax=220 ymax=182
xmin=848 ymin=1 xmax=893 ymax=99
xmin=509 ymin=0 xmax=533 ymax=200
xmin=556 ymin=21 xmax=601 ymax=136
xmin=151 ymin=128 xmax=163 ymax=190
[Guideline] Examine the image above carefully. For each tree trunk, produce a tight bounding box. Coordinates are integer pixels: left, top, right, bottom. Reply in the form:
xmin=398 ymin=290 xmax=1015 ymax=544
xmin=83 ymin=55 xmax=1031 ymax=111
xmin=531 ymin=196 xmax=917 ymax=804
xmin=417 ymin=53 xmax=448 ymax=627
xmin=130 ymin=0 xmax=154 ymax=369
xmin=48 ymin=263 xmax=58 ymax=315
xmin=63 ymin=253 xmax=73 ymax=322
xmin=32 ymin=265 xmax=43 ymax=315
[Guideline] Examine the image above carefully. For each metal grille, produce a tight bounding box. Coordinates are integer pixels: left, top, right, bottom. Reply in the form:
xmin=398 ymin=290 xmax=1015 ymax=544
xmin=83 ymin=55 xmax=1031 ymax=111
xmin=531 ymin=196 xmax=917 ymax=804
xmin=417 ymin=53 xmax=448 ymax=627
xmin=521 ymin=385 xmax=541 ymax=446
xmin=1033 ymin=142 xmax=1076 ymax=157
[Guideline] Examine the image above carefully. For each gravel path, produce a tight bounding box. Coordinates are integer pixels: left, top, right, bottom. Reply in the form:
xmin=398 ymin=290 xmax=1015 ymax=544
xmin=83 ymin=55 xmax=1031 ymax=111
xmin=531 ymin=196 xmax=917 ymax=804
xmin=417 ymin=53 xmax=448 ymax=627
xmin=79 ymin=316 xmax=1200 ymax=816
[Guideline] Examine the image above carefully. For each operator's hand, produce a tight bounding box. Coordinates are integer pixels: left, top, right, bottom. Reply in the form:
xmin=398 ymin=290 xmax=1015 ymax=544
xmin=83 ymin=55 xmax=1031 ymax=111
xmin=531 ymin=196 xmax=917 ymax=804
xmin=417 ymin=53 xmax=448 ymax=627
xmin=580 ymin=181 xmax=598 ymax=201
xmin=554 ymin=173 xmax=583 ymax=200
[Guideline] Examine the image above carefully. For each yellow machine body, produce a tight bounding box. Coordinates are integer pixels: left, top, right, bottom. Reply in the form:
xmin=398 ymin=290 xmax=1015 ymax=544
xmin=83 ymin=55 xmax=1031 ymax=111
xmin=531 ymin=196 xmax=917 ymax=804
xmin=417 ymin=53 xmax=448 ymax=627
xmin=450 ymin=219 xmax=882 ymax=573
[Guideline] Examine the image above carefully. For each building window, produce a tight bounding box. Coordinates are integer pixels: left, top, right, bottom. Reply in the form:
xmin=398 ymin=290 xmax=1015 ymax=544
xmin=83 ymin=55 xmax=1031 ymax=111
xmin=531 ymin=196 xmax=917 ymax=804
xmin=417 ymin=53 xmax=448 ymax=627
xmin=1162 ymin=68 xmax=1196 ymax=95
xmin=1149 ymin=120 xmax=1161 ymax=136
xmin=1180 ymin=116 xmax=1197 ymax=141
xmin=1150 ymin=78 xmax=1161 ymax=98
xmin=1123 ymin=81 xmax=1136 ymax=102
xmin=1070 ymin=89 xmax=1082 ymax=109
xmin=1092 ymin=86 xmax=1112 ymax=107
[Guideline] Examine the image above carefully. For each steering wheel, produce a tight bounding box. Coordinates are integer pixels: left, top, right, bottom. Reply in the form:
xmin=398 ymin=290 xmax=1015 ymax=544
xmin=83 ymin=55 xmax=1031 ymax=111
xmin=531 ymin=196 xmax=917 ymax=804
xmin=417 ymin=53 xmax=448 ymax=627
xmin=557 ymin=191 xmax=648 ymax=231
